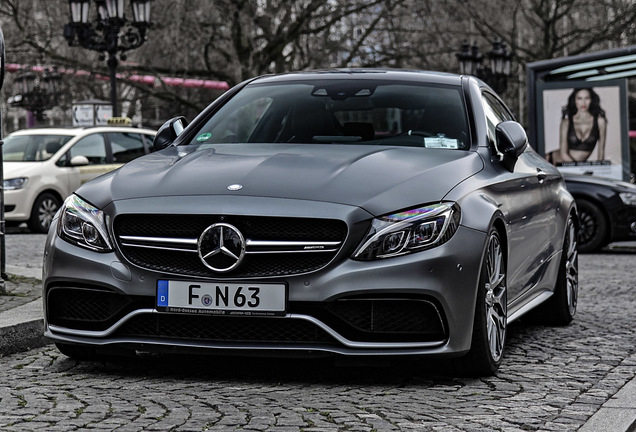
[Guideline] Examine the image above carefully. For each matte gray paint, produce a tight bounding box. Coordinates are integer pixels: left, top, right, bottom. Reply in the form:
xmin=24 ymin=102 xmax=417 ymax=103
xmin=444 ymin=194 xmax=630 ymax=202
xmin=78 ymin=144 xmax=484 ymax=217
xmin=43 ymin=70 xmax=577 ymax=362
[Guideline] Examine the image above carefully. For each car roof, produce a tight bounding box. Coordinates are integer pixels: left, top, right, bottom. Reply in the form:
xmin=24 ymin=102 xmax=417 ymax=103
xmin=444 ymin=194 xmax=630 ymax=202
xmin=7 ymin=126 xmax=156 ymax=137
xmin=247 ymin=69 xmax=465 ymax=87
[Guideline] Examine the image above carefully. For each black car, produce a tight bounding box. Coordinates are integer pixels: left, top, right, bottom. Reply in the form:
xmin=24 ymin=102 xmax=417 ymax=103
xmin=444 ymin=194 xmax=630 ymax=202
xmin=563 ymin=174 xmax=636 ymax=252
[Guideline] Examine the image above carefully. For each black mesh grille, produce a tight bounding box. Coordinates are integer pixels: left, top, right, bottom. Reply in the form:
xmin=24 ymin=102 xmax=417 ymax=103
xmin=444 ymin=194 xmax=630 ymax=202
xmin=323 ymin=299 xmax=445 ymax=338
xmin=114 ymin=214 xmax=348 ymax=278
xmin=47 ymin=287 xmax=151 ymax=331
xmin=49 ymin=288 xmax=447 ymax=346
xmin=115 ymin=314 xmax=337 ymax=345
xmin=120 ymin=248 xmax=335 ymax=278
xmin=115 ymin=214 xmax=346 ymax=241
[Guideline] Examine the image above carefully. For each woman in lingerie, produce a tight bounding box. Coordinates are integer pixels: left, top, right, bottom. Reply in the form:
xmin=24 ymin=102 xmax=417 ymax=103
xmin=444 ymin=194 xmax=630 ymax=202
xmin=557 ymin=88 xmax=607 ymax=163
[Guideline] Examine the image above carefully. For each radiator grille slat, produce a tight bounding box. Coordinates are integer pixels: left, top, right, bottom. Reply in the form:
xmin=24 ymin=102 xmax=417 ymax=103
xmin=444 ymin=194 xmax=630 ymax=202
xmin=115 ymin=315 xmax=337 ymax=345
xmin=113 ymin=215 xmax=348 ymax=278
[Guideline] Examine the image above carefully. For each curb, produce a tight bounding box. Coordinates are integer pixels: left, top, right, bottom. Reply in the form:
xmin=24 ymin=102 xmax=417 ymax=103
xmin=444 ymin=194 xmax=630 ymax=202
xmin=578 ymin=376 xmax=636 ymax=432
xmin=0 ymin=263 xmax=50 ymax=356
xmin=6 ymin=264 xmax=42 ymax=280
xmin=0 ymin=298 xmax=50 ymax=356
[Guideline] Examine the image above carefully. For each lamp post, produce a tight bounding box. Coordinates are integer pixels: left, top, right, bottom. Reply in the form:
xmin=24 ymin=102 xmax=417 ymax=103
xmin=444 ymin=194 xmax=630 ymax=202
xmin=0 ymin=26 xmax=6 ymax=289
xmin=456 ymin=40 xmax=512 ymax=94
xmin=63 ymin=0 xmax=153 ymax=117
xmin=8 ymin=67 xmax=61 ymax=126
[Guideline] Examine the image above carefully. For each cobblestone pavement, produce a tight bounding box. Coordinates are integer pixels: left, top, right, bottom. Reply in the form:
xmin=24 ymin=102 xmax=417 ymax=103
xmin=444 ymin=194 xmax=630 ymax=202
xmin=0 ymin=233 xmax=635 ymax=431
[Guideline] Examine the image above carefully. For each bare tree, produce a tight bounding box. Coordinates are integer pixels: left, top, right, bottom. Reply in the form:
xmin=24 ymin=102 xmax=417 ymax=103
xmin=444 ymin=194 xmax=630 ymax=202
xmin=1 ymin=0 xmax=634 ymax=127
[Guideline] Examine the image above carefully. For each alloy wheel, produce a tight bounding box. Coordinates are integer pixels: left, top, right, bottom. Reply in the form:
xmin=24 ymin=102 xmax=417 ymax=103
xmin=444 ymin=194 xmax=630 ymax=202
xmin=564 ymin=217 xmax=579 ymax=316
xmin=484 ymin=232 xmax=507 ymax=363
xmin=38 ymin=197 xmax=59 ymax=230
xmin=578 ymin=209 xmax=596 ymax=245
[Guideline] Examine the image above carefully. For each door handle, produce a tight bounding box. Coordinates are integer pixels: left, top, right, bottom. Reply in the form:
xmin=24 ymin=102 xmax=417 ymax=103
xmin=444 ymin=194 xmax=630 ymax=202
xmin=537 ymin=169 xmax=547 ymax=183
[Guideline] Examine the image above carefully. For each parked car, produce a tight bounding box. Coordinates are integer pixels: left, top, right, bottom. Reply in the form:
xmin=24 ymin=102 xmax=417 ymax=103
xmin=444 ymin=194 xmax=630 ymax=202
xmin=42 ymin=70 xmax=578 ymax=376
xmin=3 ymin=126 xmax=156 ymax=233
xmin=563 ymin=173 xmax=636 ymax=252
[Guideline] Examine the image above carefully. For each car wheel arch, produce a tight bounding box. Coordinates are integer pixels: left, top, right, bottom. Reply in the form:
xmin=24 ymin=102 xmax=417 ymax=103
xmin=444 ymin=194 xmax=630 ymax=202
xmin=479 ymin=216 xmax=509 ymax=298
xmin=570 ymin=205 xmax=581 ymax=240
xmin=28 ymin=190 xmax=64 ymax=233
xmin=456 ymin=221 xmax=509 ymax=376
xmin=491 ymin=218 xmax=509 ymax=260
xmin=33 ymin=189 xmax=64 ymax=211
xmin=469 ymin=216 xmax=509 ymax=313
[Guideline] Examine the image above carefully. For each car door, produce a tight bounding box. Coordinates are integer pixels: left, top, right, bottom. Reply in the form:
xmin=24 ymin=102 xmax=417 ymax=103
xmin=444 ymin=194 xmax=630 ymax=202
xmin=482 ymin=93 xmax=560 ymax=301
xmin=66 ymin=132 xmax=116 ymax=191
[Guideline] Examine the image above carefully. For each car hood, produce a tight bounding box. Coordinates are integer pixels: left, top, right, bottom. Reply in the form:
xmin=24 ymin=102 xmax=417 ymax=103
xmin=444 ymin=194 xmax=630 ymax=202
xmin=3 ymin=161 xmax=47 ymax=178
xmin=77 ymin=144 xmax=484 ymax=216
xmin=564 ymin=174 xmax=636 ymax=191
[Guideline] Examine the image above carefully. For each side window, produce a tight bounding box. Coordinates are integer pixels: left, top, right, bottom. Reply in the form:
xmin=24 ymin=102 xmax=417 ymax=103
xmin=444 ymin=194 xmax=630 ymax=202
xmin=107 ymin=132 xmax=145 ymax=163
xmin=69 ymin=134 xmax=107 ymax=165
xmin=482 ymin=93 xmax=514 ymax=152
xmin=143 ymin=134 xmax=155 ymax=153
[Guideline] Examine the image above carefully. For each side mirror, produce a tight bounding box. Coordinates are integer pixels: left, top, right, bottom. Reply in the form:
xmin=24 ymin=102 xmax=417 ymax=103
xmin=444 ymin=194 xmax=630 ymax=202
xmin=495 ymin=121 xmax=528 ymax=172
xmin=153 ymin=116 xmax=188 ymax=151
xmin=69 ymin=155 xmax=90 ymax=166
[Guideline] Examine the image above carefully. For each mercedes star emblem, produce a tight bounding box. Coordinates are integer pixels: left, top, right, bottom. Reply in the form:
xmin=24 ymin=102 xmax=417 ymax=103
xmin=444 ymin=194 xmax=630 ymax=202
xmin=198 ymin=223 xmax=246 ymax=272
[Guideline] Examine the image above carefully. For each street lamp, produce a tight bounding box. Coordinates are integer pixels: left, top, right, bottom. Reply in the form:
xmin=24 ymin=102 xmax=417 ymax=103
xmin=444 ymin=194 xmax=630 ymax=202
xmin=8 ymin=67 xmax=62 ymax=123
xmin=0 ymin=26 xmax=6 ymax=290
xmin=63 ymin=0 xmax=153 ymax=117
xmin=456 ymin=40 xmax=512 ymax=94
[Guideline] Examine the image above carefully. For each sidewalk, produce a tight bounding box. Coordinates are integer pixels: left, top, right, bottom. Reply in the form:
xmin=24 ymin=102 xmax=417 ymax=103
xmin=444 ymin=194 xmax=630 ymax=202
xmin=0 ymin=241 xmax=635 ymax=431
xmin=0 ymin=265 xmax=49 ymax=356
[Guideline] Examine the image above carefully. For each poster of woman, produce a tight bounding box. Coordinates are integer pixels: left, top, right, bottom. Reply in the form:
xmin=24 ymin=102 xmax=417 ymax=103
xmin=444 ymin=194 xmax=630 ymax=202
xmin=541 ymin=81 xmax=627 ymax=180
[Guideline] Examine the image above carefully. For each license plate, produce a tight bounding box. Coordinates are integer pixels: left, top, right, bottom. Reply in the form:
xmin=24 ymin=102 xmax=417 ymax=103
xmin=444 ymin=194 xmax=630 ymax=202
xmin=156 ymin=280 xmax=286 ymax=316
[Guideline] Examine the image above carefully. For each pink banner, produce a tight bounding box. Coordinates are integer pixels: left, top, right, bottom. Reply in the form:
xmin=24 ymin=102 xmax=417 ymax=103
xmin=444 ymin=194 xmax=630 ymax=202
xmin=6 ymin=63 xmax=229 ymax=91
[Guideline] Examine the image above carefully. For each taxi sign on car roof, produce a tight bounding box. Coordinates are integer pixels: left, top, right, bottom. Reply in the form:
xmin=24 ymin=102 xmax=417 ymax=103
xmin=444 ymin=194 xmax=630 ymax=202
xmin=107 ymin=117 xmax=132 ymax=126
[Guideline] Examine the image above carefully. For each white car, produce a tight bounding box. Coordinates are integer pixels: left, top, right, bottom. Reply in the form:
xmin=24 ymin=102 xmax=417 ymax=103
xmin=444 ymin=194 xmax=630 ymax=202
xmin=3 ymin=126 xmax=156 ymax=233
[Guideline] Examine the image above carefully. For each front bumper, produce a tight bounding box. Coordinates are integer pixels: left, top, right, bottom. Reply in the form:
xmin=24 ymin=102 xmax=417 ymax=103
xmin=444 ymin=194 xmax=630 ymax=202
xmin=4 ymin=188 xmax=37 ymax=222
xmin=43 ymin=215 xmax=487 ymax=358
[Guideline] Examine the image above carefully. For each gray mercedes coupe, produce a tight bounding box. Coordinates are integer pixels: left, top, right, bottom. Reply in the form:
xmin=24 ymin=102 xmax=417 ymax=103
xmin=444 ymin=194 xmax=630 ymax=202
xmin=43 ymin=70 xmax=579 ymax=376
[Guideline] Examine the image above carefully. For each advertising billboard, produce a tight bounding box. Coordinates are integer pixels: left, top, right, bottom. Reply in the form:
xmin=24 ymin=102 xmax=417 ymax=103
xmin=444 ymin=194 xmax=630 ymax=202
xmin=536 ymin=79 xmax=630 ymax=180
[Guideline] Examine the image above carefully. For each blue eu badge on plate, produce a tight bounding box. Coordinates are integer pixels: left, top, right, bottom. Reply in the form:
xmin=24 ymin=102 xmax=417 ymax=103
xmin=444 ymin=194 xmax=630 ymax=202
xmin=157 ymin=280 xmax=169 ymax=306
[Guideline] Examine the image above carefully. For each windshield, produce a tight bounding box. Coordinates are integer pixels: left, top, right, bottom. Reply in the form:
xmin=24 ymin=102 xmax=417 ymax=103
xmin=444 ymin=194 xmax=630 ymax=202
xmin=3 ymin=134 xmax=72 ymax=162
xmin=189 ymin=79 xmax=470 ymax=150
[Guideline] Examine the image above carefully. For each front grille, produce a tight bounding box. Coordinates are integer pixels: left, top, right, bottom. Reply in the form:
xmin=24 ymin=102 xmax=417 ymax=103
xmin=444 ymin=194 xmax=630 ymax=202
xmin=298 ymin=298 xmax=447 ymax=342
xmin=115 ymin=314 xmax=337 ymax=345
xmin=113 ymin=299 xmax=446 ymax=346
xmin=47 ymin=287 xmax=152 ymax=331
xmin=326 ymin=299 xmax=444 ymax=334
xmin=114 ymin=214 xmax=348 ymax=278
xmin=49 ymin=288 xmax=447 ymax=346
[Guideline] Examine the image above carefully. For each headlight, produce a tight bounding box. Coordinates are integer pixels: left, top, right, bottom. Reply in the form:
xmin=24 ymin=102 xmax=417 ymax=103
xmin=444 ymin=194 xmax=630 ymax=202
xmin=3 ymin=177 xmax=28 ymax=190
xmin=619 ymin=192 xmax=636 ymax=206
xmin=58 ymin=195 xmax=113 ymax=252
xmin=353 ymin=202 xmax=460 ymax=260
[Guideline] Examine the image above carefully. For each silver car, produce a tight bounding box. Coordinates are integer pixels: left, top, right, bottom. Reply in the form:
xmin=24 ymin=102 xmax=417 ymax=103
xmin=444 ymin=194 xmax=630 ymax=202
xmin=43 ymin=70 xmax=578 ymax=376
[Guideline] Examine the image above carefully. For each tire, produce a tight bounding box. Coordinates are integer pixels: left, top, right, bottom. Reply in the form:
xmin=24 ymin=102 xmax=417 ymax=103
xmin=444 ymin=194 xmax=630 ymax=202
xmin=457 ymin=228 xmax=507 ymax=376
xmin=542 ymin=215 xmax=579 ymax=325
xmin=28 ymin=192 xmax=61 ymax=234
xmin=576 ymin=199 xmax=607 ymax=252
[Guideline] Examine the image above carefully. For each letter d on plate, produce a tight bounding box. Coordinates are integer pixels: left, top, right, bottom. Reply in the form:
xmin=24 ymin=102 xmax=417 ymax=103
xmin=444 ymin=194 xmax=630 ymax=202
xmin=157 ymin=280 xmax=169 ymax=306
